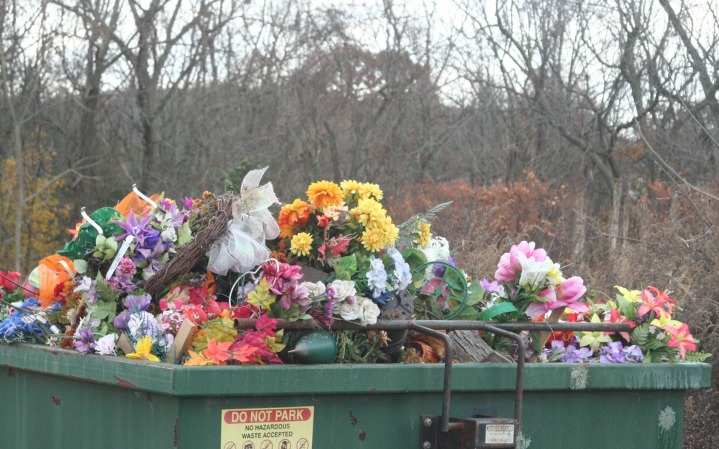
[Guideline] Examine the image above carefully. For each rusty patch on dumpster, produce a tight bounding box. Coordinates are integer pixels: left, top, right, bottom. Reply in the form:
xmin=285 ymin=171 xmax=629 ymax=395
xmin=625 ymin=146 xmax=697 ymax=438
xmin=115 ymin=375 xmax=137 ymax=388
xmin=6 ymin=368 xmax=14 ymax=377
xmin=349 ymin=411 xmax=358 ymax=425
xmin=368 ymin=387 xmax=377 ymax=393
xmin=51 ymin=396 xmax=62 ymax=406
xmin=358 ymin=430 xmax=366 ymax=442
xmin=147 ymin=392 xmax=153 ymax=403
xmin=174 ymin=418 xmax=179 ymax=447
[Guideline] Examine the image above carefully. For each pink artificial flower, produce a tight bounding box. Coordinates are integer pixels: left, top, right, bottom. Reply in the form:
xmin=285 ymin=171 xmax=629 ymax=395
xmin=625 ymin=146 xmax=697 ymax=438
xmin=525 ymin=277 xmax=587 ymax=318
xmin=494 ymin=241 xmax=547 ymax=283
xmin=665 ymin=323 xmax=697 ymax=360
xmin=637 ymin=289 xmax=667 ymax=319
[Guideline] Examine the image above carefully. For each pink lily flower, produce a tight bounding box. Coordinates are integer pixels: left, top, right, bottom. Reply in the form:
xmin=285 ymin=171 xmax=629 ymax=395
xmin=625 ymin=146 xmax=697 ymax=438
xmin=665 ymin=323 xmax=697 ymax=359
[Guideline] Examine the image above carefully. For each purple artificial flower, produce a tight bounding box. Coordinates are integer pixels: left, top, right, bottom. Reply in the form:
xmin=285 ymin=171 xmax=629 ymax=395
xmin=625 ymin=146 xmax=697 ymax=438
xmin=74 ymin=327 xmax=95 ymax=355
xmin=479 ymin=278 xmax=503 ymax=294
xmin=113 ymin=311 xmax=131 ymax=330
xmin=562 ymin=344 xmax=594 ymax=363
xmin=123 ymin=293 xmax=152 ymax=312
xmin=73 ymin=276 xmax=98 ymax=304
xmin=599 ymin=341 xmax=627 ymax=363
xmin=114 ymin=211 xmax=156 ymax=246
xmin=623 ymin=344 xmax=644 ymax=363
xmin=181 ymin=197 xmax=194 ymax=210
xmin=433 ymin=257 xmax=457 ymax=278
xmin=542 ymin=340 xmax=566 ymax=361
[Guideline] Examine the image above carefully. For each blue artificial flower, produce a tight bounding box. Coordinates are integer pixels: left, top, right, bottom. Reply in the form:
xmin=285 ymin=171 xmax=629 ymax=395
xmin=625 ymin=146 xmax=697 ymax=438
xmin=387 ymin=248 xmax=412 ymax=291
xmin=366 ymin=258 xmax=388 ymax=299
xmin=0 ymin=298 xmax=47 ymax=342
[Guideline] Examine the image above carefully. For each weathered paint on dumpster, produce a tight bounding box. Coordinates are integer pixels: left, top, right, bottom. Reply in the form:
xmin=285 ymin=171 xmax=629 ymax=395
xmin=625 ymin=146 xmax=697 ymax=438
xmin=0 ymin=344 xmax=711 ymax=449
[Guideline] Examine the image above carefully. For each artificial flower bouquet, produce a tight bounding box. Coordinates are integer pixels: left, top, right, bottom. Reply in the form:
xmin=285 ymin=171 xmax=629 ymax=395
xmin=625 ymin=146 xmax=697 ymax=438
xmin=480 ymin=241 xmax=711 ymax=363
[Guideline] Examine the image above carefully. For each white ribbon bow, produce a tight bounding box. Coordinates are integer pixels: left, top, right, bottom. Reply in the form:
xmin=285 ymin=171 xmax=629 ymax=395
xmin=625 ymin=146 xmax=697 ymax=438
xmin=206 ymin=167 xmax=280 ymax=275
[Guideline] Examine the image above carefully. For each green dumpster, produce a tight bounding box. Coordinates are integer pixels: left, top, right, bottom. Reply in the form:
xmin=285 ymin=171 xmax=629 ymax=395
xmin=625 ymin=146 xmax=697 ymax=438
xmin=0 ymin=343 xmax=710 ymax=449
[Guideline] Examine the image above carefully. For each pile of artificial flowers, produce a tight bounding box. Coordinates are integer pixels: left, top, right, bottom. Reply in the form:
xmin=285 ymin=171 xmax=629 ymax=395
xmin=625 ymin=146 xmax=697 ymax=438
xmin=0 ymin=169 xmax=710 ymax=365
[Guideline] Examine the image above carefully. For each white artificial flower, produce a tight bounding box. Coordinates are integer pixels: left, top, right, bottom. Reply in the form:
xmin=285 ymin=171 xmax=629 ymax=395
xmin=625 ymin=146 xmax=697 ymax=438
xmin=304 ymin=281 xmax=326 ymax=299
xmin=331 ymin=279 xmax=357 ymax=302
xmin=358 ymin=297 xmax=381 ymax=325
xmin=161 ymin=226 xmax=177 ymax=243
xmin=94 ymin=334 xmax=117 ymax=356
xmin=420 ymin=235 xmax=450 ymax=261
xmin=517 ymin=252 xmax=552 ymax=289
xmin=127 ymin=311 xmax=160 ymax=341
xmin=339 ymin=300 xmax=361 ymax=321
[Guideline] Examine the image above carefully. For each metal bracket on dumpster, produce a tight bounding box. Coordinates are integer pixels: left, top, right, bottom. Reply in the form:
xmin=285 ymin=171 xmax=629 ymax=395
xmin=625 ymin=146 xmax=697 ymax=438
xmin=416 ymin=323 xmax=525 ymax=449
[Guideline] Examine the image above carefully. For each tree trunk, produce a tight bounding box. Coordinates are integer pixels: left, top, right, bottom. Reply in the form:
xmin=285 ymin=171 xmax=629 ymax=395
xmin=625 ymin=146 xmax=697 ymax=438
xmin=610 ymin=178 xmax=623 ymax=250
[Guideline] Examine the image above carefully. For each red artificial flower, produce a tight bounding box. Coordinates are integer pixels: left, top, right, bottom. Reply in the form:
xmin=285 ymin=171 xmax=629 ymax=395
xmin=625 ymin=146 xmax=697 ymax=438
xmin=0 ymin=271 xmax=21 ymax=291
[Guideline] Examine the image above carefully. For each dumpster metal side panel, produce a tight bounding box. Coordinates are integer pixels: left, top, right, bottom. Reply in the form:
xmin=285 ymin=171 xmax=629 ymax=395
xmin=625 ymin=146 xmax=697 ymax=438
xmin=0 ymin=344 xmax=710 ymax=449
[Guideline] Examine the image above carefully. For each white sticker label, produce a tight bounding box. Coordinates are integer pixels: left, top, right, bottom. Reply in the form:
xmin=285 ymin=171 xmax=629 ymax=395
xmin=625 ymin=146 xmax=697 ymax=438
xmin=485 ymin=424 xmax=515 ymax=444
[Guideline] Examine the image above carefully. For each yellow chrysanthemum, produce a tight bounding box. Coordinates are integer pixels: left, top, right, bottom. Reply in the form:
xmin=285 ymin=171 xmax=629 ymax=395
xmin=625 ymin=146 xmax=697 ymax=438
xmin=360 ymin=227 xmax=387 ymax=252
xmin=358 ymin=182 xmax=383 ymax=200
xmin=290 ymin=232 xmax=314 ymax=256
xmin=340 ymin=180 xmax=363 ymax=199
xmin=350 ymin=198 xmax=386 ymax=227
xmin=307 ymin=181 xmax=344 ymax=209
xmin=374 ymin=216 xmax=399 ymax=247
xmin=417 ymin=222 xmax=431 ymax=247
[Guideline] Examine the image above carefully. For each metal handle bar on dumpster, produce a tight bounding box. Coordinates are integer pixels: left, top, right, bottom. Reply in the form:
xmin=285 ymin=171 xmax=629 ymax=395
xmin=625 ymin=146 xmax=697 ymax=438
xmin=235 ymin=318 xmax=633 ymax=333
xmin=408 ymin=322 xmax=525 ymax=435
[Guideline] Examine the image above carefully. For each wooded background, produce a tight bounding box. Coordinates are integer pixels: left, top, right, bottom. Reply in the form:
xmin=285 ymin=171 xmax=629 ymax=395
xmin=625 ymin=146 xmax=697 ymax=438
xmin=1 ymin=1 xmax=718 ymax=446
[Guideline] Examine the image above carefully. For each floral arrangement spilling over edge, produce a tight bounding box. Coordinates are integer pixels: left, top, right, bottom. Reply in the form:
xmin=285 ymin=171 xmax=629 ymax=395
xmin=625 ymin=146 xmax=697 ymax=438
xmin=481 ymin=241 xmax=710 ymax=363
xmin=0 ymin=168 xmax=711 ymax=365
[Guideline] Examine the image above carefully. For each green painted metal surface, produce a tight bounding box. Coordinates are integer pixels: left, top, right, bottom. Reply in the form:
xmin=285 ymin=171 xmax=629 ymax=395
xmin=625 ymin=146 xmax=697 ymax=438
xmin=0 ymin=344 xmax=710 ymax=449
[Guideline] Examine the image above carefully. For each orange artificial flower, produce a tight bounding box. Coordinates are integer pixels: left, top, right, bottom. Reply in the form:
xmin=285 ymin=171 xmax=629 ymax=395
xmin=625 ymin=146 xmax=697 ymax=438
xmin=306 ymin=181 xmax=343 ymax=209
xmin=278 ymin=199 xmax=310 ymax=238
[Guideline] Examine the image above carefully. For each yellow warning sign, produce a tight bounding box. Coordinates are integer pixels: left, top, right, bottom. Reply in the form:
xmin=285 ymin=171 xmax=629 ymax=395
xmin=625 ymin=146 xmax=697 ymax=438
xmin=221 ymin=406 xmax=314 ymax=449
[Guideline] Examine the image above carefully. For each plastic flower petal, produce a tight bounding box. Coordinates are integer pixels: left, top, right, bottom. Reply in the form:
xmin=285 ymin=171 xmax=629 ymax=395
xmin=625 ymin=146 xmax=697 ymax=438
xmin=615 ymin=285 xmax=642 ymax=303
xmin=246 ymin=278 xmax=276 ymax=311
xmin=665 ymin=323 xmax=697 ymax=360
xmin=184 ymin=350 xmax=210 ymax=366
xmin=126 ymin=336 xmax=160 ymax=362
xmin=578 ymin=315 xmax=613 ymax=352
xmin=203 ymin=338 xmax=232 ymax=365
